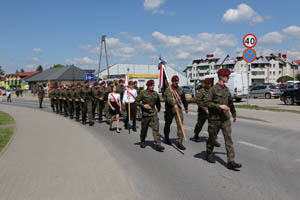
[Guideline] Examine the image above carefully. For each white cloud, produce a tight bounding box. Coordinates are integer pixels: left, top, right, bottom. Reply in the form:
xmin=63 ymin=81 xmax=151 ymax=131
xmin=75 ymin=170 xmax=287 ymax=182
xmin=25 ymin=64 xmax=35 ymax=70
xmin=31 ymin=57 xmax=40 ymax=62
xmin=152 ymin=9 xmax=165 ymax=15
xmin=283 ymin=26 xmax=300 ymax=38
xmin=222 ymin=3 xmax=265 ymax=24
xmin=152 ymin=31 xmax=237 ymax=60
xmin=66 ymin=57 xmax=98 ymax=65
xmin=287 ymin=50 xmax=300 ymax=60
xmin=144 ymin=0 xmax=165 ymax=10
xmin=259 ymin=32 xmax=284 ymax=45
xmin=32 ymin=48 xmax=42 ymax=53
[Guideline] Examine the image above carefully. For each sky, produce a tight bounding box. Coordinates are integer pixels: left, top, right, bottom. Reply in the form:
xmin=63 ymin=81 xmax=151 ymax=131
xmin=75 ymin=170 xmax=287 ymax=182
xmin=1 ymin=0 xmax=300 ymax=74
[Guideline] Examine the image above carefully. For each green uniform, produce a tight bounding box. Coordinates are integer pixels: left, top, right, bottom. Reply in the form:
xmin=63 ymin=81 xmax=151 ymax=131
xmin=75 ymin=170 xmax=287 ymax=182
xmin=117 ymin=85 xmax=126 ymax=118
xmin=91 ymin=87 xmax=100 ymax=120
xmin=67 ymin=89 xmax=76 ymax=118
xmin=53 ymin=88 xmax=60 ymax=114
xmin=48 ymin=88 xmax=56 ymax=112
xmin=58 ymin=88 xmax=64 ymax=114
xmin=163 ymin=86 xmax=188 ymax=144
xmin=194 ymin=87 xmax=209 ymax=137
xmin=97 ymin=86 xmax=107 ymax=121
xmin=61 ymin=89 xmax=69 ymax=117
xmin=37 ymin=87 xmax=45 ymax=108
xmin=204 ymin=84 xmax=236 ymax=162
xmin=135 ymin=87 xmax=143 ymax=119
xmin=136 ymin=89 xmax=161 ymax=145
xmin=104 ymin=86 xmax=113 ymax=120
xmin=74 ymin=87 xmax=82 ymax=121
xmin=80 ymin=86 xmax=94 ymax=123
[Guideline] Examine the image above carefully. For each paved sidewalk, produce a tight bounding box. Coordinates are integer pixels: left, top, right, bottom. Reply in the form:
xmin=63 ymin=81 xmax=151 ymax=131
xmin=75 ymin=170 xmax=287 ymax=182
xmin=0 ymin=104 xmax=137 ymax=200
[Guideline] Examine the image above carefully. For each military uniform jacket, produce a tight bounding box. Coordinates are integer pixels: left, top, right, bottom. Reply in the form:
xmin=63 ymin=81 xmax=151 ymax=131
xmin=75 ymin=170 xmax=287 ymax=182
xmin=80 ymin=87 xmax=93 ymax=101
xmin=164 ymin=86 xmax=188 ymax=111
xmin=67 ymin=89 xmax=76 ymax=101
xmin=117 ymin=86 xmax=125 ymax=99
xmin=48 ymin=89 xmax=56 ymax=100
xmin=74 ymin=88 xmax=81 ymax=101
xmin=61 ymin=89 xmax=68 ymax=100
xmin=99 ymin=87 xmax=107 ymax=102
xmin=91 ymin=87 xmax=100 ymax=101
xmin=37 ymin=88 xmax=45 ymax=99
xmin=136 ymin=89 xmax=161 ymax=117
xmin=196 ymin=88 xmax=209 ymax=115
xmin=204 ymin=84 xmax=236 ymax=121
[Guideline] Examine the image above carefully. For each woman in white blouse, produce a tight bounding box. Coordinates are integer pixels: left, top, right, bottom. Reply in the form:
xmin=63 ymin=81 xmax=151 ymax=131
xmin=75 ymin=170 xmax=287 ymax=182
xmin=107 ymin=85 xmax=122 ymax=133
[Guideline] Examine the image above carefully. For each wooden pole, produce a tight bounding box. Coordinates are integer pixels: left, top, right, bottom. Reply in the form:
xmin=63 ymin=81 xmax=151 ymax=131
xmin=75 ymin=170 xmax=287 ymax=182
xmin=128 ymin=71 xmax=130 ymax=121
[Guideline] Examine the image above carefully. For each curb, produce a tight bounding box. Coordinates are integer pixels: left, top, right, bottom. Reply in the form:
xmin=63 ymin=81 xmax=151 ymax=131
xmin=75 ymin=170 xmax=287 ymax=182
xmin=0 ymin=113 xmax=17 ymax=157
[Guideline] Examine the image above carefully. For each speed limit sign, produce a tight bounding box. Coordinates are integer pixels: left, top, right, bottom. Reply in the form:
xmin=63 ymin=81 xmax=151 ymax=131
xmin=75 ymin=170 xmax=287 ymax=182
xmin=243 ymin=34 xmax=257 ymax=48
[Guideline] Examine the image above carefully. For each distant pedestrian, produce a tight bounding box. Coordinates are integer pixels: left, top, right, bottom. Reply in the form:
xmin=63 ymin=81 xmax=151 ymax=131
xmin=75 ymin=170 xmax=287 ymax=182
xmin=108 ymin=85 xmax=122 ymax=133
xmin=37 ymin=85 xmax=45 ymax=108
xmin=7 ymin=90 xmax=12 ymax=102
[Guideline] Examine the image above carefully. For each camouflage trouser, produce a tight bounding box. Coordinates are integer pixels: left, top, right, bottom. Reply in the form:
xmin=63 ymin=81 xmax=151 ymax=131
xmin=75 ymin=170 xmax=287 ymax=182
xmin=81 ymin=100 xmax=93 ymax=122
xmin=98 ymin=101 xmax=105 ymax=120
xmin=68 ymin=101 xmax=74 ymax=117
xmin=59 ymin=100 xmax=64 ymax=114
xmin=194 ymin=113 xmax=208 ymax=136
xmin=140 ymin=114 xmax=161 ymax=145
xmin=206 ymin=120 xmax=235 ymax=162
xmin=164 ymin=109 xmax=184 ymax=143
xmin=63 ymin=100 xmax=68 ymax=116
xmin=55 ymin=99 xmax=59 ymax=114
xmin=50 ymin=99 xmax=56 ymax=111
xmin=104 ymin=103 xmax=111 ymax=120
xmin=92 ymin=100 xmax=97 ymax=119
xmin=136 ymin=105 xmax=142 ymax=119
xmin=75 ymin=101 xmax=81 ymax=120
xmin=38 ymin=97 xmax=43 ymax=108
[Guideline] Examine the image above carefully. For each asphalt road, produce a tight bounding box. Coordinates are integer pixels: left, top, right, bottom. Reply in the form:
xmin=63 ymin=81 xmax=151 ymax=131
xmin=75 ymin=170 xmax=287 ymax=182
xmin=1 ymin=98 xmax=300 ymax=200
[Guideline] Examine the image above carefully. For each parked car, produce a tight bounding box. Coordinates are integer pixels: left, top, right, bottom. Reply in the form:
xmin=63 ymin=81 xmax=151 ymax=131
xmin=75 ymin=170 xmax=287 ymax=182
xmin=280 ymin=88 xmax=300 ymax=105
xmin=280 ymin=83 xmax=300 ymax=92
xmin=182 ymin=85 xmax=195 ymax=97
xmin=249 ymin=85 xmax=281 ymax=99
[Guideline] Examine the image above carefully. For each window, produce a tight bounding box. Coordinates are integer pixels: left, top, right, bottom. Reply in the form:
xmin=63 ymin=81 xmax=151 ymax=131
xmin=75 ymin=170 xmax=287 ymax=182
xmin=273 ymin=71 xmax=275 ymax=76
xmin=273 ymin=64 xmax=275 ymax=68
xmin=241 ymin=64 xmax=243 ymax=67
xmin=279 ymin=71 xmax=282 ymax=74
xmin=270 ymin=71 xmax=272 ymax=75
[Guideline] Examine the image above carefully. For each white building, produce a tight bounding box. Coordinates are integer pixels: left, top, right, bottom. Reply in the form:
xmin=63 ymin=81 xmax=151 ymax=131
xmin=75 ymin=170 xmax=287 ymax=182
xmin=100 ymin=64 xmax=187 ymax=92
xmin=184 ymin=53 xmax=299 ymax=86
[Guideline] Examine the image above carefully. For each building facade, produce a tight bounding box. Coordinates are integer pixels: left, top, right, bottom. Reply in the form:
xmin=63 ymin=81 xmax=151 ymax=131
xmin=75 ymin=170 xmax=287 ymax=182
xmin=4 ymin=71 xmax=40 ymax=90
xmin=184 ymin=54 xmax=299 ymax=86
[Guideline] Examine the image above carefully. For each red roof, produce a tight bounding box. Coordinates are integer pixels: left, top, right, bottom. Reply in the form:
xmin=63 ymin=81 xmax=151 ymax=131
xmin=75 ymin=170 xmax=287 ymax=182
xmin=293 ymin=60 xmax=300 ymax=64
xmin=5 ymin=71 xmax=40 ymax=77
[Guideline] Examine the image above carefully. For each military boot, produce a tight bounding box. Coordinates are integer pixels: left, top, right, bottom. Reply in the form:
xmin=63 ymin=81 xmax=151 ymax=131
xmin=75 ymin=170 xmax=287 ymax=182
xmin=227 ymin=161 xmax=242 ymax=170
xmin=140 ymin=141 xmax=146 ymax=148
xmin=213 ymin=140 xmax=221 ymax=147
xmin=206 ymin=154 xmax=216 ymax=163
xmin=177 ymin=142 xmax=186 ymax=150
xmin=165 ymin=138 xmax=171 ymax=145
xmin=156 ymin=144 xmax=165 ymax=152
xmin=82 ymin=121 xmax=86 ymax=125
xmin=193 ymin=135 xmax=200 ymax=142
xmin=89 ymin=121 xmax=94 ymax=126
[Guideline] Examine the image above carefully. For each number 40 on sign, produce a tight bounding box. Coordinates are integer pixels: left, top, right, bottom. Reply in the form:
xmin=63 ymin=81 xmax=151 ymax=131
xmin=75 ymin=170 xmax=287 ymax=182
xmin=243 ymin=34 xmax=257 ymax=49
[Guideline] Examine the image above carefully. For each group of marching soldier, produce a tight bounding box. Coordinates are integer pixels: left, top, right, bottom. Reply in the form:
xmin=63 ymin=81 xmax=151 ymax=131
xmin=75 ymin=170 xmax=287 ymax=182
xmin=41 ymin=68 xmax=242 ymax=170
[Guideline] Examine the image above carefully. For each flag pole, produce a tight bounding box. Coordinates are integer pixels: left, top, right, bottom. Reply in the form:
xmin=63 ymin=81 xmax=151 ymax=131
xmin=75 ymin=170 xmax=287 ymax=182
xmin=160 ymin=58 xmax=186 ymax=141
xmin=127 ymin=68 xmax=130 ymax=121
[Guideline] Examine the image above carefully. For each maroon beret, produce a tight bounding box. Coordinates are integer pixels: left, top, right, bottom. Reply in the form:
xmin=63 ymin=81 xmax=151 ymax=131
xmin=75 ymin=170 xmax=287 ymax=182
xmin=93 ymin=82 xmax=98 ymax=86
xmin=217 ymin=69 xmax=231 ymax=76
xmin=100 ymin=81 xmax=106 ymax=85
xmin=84 ymin=80 xmax=89 ymax=84
xmin=119 ymin=79 xmax=123 ymax=83
xmin=128 ymin=81 xmax=134 ymax=85
xmin=204 ymin=78 xmax=213 ymax=84
xmin=146 ymin=80 xmax=154 ymax=86
xmin=171 ymin=75 xmax=179 ymax=82
xmin=77 ymin=82 xmax=81 ymax=86
xmin=134 ymin=81 xmax=137 ymax=84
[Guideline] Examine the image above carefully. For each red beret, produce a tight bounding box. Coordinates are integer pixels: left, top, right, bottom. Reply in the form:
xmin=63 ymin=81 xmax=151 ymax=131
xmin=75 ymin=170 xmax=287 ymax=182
xmin=119 ymin=79 xmax=123 ymax=83
xmin=217 ymin=69 xmax=231 ymax=76
xmin=204 ymin=78 xmax=213 ymax=84
xmin=100 ymin=81 xmax=106 ymax=85
xmin=171 ymin=75 xmax=179 ymax=82
xmin=77 ymin=82 xmax=81 ymax=86
xmin=128 ymin=81 xmax=134 ymax=85
xmin=146 ymin=80 xmax=154 ymax=86
xmin=134 ymin=81 xmax=137 ymax=84
xmin=93 ymin=82 xmax=98 ymax=86
xmin=84 ymin=80 xmax=89 ymax=84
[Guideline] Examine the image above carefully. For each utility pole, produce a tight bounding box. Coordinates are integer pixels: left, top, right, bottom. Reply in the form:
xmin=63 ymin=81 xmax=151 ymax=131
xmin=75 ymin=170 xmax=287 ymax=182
xmin=97 ymin=35 xmax=110 ymax=82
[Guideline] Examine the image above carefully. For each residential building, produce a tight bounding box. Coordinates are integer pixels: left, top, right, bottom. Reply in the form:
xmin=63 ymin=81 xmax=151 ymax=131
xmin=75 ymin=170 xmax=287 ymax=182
xmin=4 ymin=71 xmax=40 ymax=90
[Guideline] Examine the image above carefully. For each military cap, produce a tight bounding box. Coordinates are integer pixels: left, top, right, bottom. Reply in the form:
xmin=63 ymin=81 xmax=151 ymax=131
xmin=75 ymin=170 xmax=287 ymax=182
xmin=171 ymin=75 xmax=179 ymax=82
xmin=100 ymin=81 xmax=106 ymax=85
xmin=84 ymin=80 xmax=89 ymax=84
xmin=119 ymin=79 xmax=124 ymax=83
xmin=134 ymin=81 xmax=137 ymax=84
xmin=204 ymin=78 xmax=213 ymax=84
xmin=146 ymin=80 xmax=154 ymax=86
xmin=77 ymin=82 xmax=81 ymax=86
xmin=128 ymin=81 xmax=134 ymax=85
xmin=93 ymin=82 xmax=98 ymax=86
xmin=217 ymin=68 xmax=231 ymax=76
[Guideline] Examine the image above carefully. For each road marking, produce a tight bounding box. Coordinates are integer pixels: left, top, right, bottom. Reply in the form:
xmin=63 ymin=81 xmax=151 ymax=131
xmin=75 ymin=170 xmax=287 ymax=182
xmin=238 ymin=141 xmax=269 ymax=151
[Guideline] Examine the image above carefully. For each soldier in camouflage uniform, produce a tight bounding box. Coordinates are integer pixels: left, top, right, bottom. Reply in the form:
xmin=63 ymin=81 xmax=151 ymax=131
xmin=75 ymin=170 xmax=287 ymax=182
xmin=80 ymin=80 xmax=94 ymax=126
xmin=91 ymin=82 xmax=100 ymax=120
xmin=37 ymin=85 xmax=45 ymax=109
xmin=135 ymin=80 xmax=164 ymax=152
xmin=74 ymin=83 xmax=82 ymax=122
xmin=104 ymin=81 xmax=113 ymax=123
xmin=204 ymin=68 xmax=242 ymax=170
xmin=97 ymin=81 xmax=107 ymax=122
xmin=48 ymin=85 xmax=57 ymax=112
xmin=67 ymin=84 xmax=76 ymax=119
xmin=163 ymin=75 xmax=188 ymax=150
xmin=62 ymin=85 xmax=69 ymax=117
xmin=58 ymin=85 xmax=64 ymax=115
xmin=193 ymin=78 xmax=221 ymax=147
xmin=134 ymin=81 xmax=143 ymax=120
xmin=117 ymin=79 xmax=126 ymax=119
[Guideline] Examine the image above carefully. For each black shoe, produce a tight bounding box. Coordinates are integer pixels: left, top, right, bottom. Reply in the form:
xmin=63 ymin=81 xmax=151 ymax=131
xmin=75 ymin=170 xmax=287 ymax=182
xmin=76 ymin=118 xmax=80 ymax=122
xmin=70 ymin=116 xmax=73 ymax=119
xmin=165 ymin=139 xmax=172 ymax=145
xmin=140 ymin=142 xmax=146 ymax=148
xmin=206 ymin=154 xmax=216 ymax=163
xmin=106 ymin=120 xmax=110 ymax=124
xmin=227 ymin=161 xmax=242 ymax=170
xmin=213 ymin=141 xmax=221 ymax=147
xmin=52 ymin=110 xmax=55 ymax=113
xmin=156 ymin=145 xmax=165 ymax=152
xmin=109 ymin=128 xmax=113 ymax=131
xmin=132 ymin=128 xmax=137 ymax=132
xmin=98 ymin=118 xmax=102 ymax=123
xmin=82 ymin=121 xmax=86 ymax=125
xmin=89 ymin=121 xmax=94 ymax=126
xmin=124 ymin=124 xmax=128 ymax=129
xmin=194 ymin=135 xmax=200 ymax=142
xmin=177 ymin=143 xmax=186 ymax=150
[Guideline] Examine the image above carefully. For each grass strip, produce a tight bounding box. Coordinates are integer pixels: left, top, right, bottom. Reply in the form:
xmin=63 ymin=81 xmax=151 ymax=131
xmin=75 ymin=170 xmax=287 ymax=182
xmin=235 ymin=105 xmax=300 ymax=115
xmin=0 ymin=111 xmax=15 ymax=125
xmin=0 ymin=127 xmax=15 ymax=152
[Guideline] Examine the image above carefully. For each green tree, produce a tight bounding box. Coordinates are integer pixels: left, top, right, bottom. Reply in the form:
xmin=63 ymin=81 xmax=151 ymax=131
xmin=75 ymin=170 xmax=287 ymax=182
xmin=297 ymin=73 xmax=300 ymax=81
xmin=36 ymin=65 xmax=43 ymax=72
xmin=20 ymin=68 xmax=25 ymax=73
xmin=0 ymin=66 xmax=4 ymax=78
xmin=52 ymin=64 xmax=65 ymax=68
xmin=276 ymin=75 xmax=294 ymax=83
xmin=15 ymin=69 xmax=19 ymax=73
